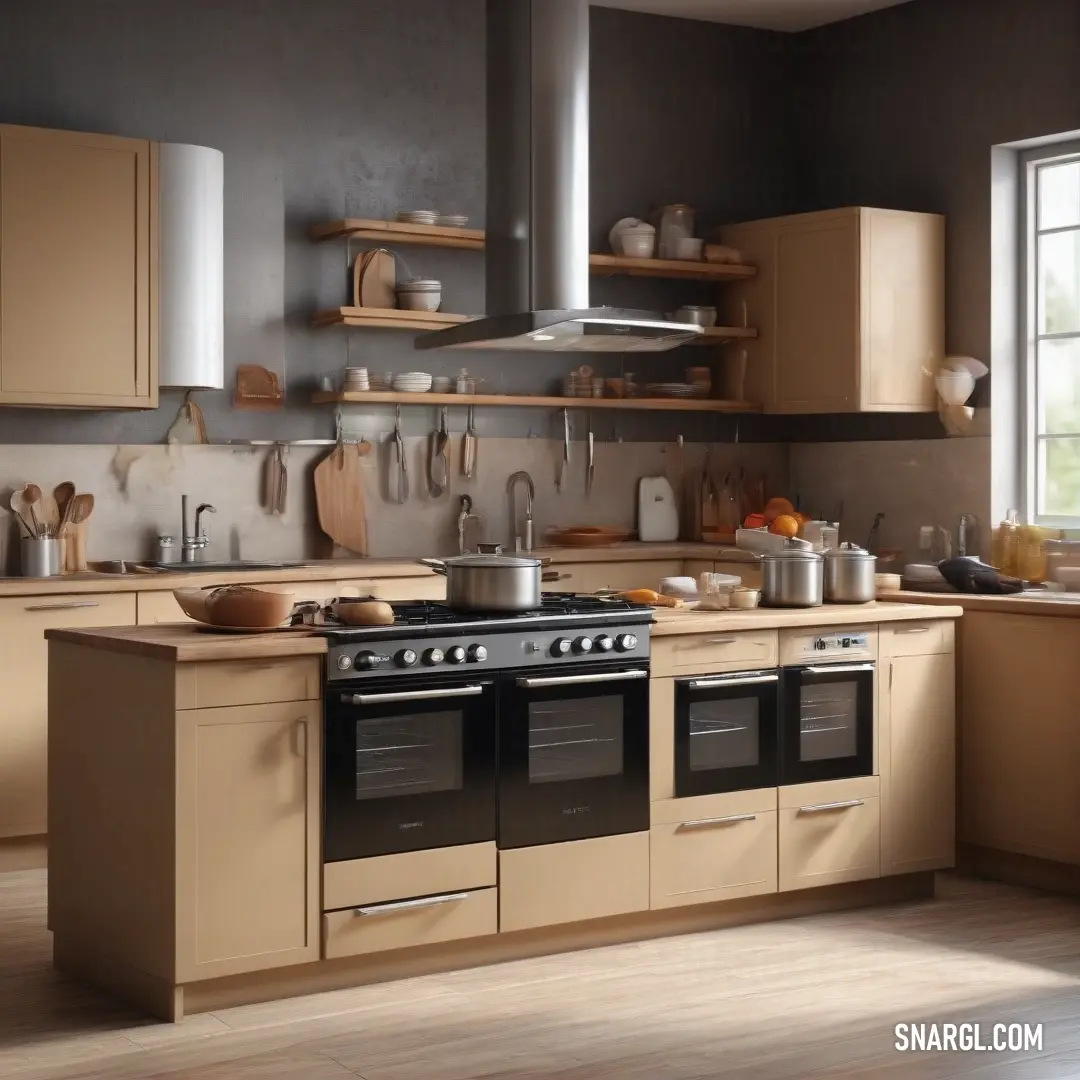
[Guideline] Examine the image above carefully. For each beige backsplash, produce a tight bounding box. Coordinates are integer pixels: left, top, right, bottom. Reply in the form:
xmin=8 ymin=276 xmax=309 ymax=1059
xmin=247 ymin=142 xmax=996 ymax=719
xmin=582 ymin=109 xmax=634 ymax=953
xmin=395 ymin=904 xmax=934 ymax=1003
xmin=0 ymin=441 xmax=788 ymax=573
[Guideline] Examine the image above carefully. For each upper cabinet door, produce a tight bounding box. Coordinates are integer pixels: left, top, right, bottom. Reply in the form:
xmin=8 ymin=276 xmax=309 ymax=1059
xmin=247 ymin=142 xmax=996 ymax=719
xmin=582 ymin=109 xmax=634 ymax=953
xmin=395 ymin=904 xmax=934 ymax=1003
xmin=0 ymin=125 xmax=157 ymax=407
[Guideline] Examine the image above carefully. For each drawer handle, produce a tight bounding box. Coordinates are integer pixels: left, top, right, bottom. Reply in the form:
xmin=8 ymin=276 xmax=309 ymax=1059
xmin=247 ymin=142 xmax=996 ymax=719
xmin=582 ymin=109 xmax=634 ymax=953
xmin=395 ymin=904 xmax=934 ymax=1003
xmin=896 ymin=626 xmax=931 ymax=634
xmin=677 ymin=813 xmax=757 ymax=829
xmin=706 ymin=637 xmax=738 ymax=645
xmin=25 ymin=600 xmax=100 ymax=611
xmin=797 ymin=799 xmax=864 ymax=814
xmin=688 ymin=673 xmax=778 ymax=690
xmin=354 ymin=892 xmax=469 ymax=916
xmin=293 ymin=718 xmax=307 ymax=757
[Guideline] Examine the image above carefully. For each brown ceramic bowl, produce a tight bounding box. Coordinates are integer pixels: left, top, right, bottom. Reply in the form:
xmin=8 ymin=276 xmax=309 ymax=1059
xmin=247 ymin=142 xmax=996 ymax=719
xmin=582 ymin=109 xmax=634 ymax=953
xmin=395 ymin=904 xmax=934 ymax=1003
xmin=204 ymin=586 xmax=295 ymax=629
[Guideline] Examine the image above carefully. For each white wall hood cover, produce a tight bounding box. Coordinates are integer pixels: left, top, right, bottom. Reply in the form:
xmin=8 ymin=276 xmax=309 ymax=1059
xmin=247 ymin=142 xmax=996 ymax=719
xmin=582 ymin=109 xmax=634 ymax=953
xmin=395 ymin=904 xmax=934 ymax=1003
xmin=159 ymin=143 xmax=224 ymax=389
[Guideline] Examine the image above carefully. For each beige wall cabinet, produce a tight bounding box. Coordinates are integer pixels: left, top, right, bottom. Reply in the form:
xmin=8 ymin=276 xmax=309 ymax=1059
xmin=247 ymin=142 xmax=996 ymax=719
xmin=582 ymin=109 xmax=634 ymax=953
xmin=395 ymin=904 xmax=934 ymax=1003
xmin=554 ymin=560 xmax=682 ymax=594
xmin=175 ymin=699 xmax=321 ymax=982
xmin=720 ymin=207 xmax=943 ymax=414
xmin=879 ymin=623 xmax=955 ymax=875
xmin=0 ymin=592 xmax=135 ymax=838
xmin=0 ymin=124 xmax=157 ymax=407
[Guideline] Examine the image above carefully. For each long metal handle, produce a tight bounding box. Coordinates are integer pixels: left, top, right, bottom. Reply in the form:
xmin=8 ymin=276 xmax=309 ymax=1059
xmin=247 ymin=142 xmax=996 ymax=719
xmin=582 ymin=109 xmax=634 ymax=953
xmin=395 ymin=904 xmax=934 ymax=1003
xmin=896 ymin=626 xmax=930 ymax=634
xmin=688 ymin=673 xmax=778 ymax=690
xmin=677 ymin=814 xmax=757 ymax=829
xmin=803 ymin=664 xmax=875 ymax=675
xmin=354 ymin=892 xmax=469 ymax=916
xmin=25 ymin=600 xmax=100 ymax=611
xmin=798 ymin=799 xmax=864 ymax=813
xmin=516 ymin=669 xmax=648 ymax=689
xmin=293 ymin=718 xmax=307 ymax=757
xmin=345 ymin=685 xmax=485 ymax=705
xmin=705 ymin=637 xmax=738 ymax=645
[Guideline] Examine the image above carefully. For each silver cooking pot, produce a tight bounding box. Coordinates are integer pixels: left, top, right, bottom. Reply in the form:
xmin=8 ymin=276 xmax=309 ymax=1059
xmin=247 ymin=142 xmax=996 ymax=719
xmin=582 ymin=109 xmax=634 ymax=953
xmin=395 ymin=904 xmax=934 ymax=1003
xmin=760 ymin=545 xmax=824 ymax=608
xmin=419 ymin=544 xmax=558 ymax=612
xmin=823 ymin=542 xmax=877 ymax=604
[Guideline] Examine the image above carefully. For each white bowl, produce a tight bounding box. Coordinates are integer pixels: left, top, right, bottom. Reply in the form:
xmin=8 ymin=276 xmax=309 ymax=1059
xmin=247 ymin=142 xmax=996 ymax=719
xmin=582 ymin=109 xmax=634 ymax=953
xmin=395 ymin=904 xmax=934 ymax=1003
xmin=608 ymin=216 xmax=651 ymax=253
xmin=620 ymin=232 xmax=655 ymax=258
xmin=935 ymin=369 xmax=975 ymax=405
xmin=398 ymin=290 xmax=442 ymax=311
xmin=673 ymin=237 xmax=704 ymax=260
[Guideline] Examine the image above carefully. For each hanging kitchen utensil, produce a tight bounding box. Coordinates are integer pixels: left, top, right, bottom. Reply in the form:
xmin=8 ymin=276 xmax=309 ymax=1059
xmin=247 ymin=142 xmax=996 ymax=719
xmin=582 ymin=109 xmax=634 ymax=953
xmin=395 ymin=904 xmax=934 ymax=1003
xmin=234 ymin=365 xmax=284 ymax=410
xmin=700 ymin=449 xmax=719 ymax=532
xmin=586 ymin=414 xmax=595 ymax=495
xmin=428 ymin=406 xmax=450 ymax=498
xmin=166 ymin=391 xmax=210 ymax=444
xmin=314 ymin=439 xmax=370 ymax=555
xmin=556 ymin=408 xmax=570 ymax=493
xmin=387 ymin=405 xmax=409 ymax=505
xmin=462 ymin=405 xmax=477 ymax=478
xmin=263 ymin=446 xmax=281 ymax=513
xmin=352 ymin=247 xmax=397 ymax=310
xmin=457 ymin=494 xmax=473 ymax=554
xmin=276 ymin=444 xmax=289 ymax=514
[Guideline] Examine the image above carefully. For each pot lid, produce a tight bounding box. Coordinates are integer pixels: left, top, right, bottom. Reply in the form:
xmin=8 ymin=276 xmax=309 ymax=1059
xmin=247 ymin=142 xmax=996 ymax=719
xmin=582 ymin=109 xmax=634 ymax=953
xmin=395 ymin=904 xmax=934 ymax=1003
xmin=826 ymin=542 xmax=876 ymax=561
xmin=761 ymin=546 xmax=822 ymax=562
xmin=442 ymin=553 xmax=542 ymax=569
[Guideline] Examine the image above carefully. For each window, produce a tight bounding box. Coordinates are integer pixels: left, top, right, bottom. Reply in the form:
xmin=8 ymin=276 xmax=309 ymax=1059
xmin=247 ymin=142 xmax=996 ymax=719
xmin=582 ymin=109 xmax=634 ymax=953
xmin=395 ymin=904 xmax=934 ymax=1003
xmin=1024 ymin=145 xmax=1080 ymax=523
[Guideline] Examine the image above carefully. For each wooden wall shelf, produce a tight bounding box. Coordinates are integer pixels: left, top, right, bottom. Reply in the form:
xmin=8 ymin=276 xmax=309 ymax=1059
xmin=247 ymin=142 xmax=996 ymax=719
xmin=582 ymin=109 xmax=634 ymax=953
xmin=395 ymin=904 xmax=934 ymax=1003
xmin=312 ymin=390 xmax=759 ymax=413
xmin=309 ymin=219 xmax=757 ymax=280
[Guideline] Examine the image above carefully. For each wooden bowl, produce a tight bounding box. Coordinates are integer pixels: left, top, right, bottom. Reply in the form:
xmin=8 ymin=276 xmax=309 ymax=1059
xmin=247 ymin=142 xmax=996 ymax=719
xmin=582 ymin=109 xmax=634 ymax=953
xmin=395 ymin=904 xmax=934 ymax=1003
xmin=332 ymin=598 xmax=395 ymax=626
xmin=173 ymin=588 xmax=211 ymax=622
xmin=204 ymin=586 xmax=295 ymax=629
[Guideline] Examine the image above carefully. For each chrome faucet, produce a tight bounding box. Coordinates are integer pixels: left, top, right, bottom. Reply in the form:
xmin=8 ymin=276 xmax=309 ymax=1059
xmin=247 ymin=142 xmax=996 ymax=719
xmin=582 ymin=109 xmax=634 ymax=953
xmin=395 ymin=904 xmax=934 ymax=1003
xmin=506 ymin=471 xmax=535 ymax=552
xmin=181 ymin=494 xmax=217 ymax=563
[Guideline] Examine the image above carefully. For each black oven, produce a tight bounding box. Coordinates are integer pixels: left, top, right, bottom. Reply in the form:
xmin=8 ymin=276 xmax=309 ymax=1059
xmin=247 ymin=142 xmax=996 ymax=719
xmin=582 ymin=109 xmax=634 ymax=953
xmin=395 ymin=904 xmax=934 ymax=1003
xmin=323 ymin=673 xmax=497 ymax=862
xmin=779 ymin=662 xmax=874 ymax=785
xmin=674 ymin=670 xmax=779 ymax=797
xmin=497 ymin=663 xmax=650 ymax=849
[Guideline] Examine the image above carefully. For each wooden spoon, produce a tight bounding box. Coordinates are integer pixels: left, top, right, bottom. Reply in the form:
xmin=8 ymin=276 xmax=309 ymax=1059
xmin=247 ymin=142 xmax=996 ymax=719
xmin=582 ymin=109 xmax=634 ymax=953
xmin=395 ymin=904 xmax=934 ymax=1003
xmin=68 ymin=494 xmax=95 ymax=572
xmin=54 ymin=481 xmax=75 ymax=528
xmin=8 ymin=490 xmax=35 ymax=538
xmin=23 ymin=484 xmax=43 ymax=536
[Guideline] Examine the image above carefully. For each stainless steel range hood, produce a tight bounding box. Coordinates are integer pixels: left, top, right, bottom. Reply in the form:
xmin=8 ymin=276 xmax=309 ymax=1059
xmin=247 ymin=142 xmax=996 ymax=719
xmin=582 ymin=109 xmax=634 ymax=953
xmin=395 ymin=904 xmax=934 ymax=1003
xmin=416 ymin=0 xmax=700 ymax=353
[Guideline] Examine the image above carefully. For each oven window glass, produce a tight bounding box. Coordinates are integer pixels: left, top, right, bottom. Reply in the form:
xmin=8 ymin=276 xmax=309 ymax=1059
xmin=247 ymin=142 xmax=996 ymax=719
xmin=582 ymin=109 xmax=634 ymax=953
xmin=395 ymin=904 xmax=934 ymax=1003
xmin=354 ymin=712 xmax=463 ymax=800
xmin=799 ymin=681 xmax=859 ymax=762
xmin=689 ymin=697 xmax=760 ymax=771
xmin=528 ymin=695 xmax=623 ymax=784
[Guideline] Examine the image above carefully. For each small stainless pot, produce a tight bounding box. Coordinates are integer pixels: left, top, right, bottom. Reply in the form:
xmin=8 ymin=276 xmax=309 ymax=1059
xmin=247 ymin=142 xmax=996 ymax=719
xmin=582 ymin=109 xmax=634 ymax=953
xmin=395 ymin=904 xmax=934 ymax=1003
xmin=823 ymin=542 xmax=877 ymax=604
xmin=760 ymin=547 xmax=824 ymax=607
xmin=419 ymin=545 xmax=547 ymax=612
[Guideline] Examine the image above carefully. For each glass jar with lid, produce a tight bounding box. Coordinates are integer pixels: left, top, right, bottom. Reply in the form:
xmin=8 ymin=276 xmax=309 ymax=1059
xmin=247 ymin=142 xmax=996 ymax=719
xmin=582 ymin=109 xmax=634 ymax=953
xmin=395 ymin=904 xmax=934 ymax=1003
xmin=657 ymin=204 xmax=695 ymax=259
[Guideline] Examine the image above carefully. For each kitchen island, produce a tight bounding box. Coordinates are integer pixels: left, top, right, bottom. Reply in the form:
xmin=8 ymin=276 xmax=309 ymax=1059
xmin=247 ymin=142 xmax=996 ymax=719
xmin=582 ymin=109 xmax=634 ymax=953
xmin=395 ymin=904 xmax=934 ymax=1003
xmin=46 ymin=600 xmax=960 ymax=1021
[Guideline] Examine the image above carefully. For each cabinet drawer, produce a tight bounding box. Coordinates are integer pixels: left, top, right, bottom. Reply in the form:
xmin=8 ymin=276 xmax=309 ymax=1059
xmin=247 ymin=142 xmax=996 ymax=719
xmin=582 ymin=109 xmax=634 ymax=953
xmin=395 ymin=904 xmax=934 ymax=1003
xmin=778 ymin=777 xmax=880 ymax=892
xmin=323 ymin=842 xmax=497 ymax=911
xmin=323 ymin=887 xmax=497 ymax=959
xmin=882 ymin=619 xmax=953 ymax=658
xmin=554 ymin=560 xmax=683 ymax=594
xmin=176 ymin=657 xmax=321 ymax=710
xmin=337 ymin=576 xmax=445 ymax=601
xmin=499 ymin=832 xmax=649 ymax=932
xmin=137 ymin=591 xmax=190 ymax=625
xmin=652 ymin=631 xmax=778 ymax=678
xmin=651 ymin=810 xmax=778 ymax=910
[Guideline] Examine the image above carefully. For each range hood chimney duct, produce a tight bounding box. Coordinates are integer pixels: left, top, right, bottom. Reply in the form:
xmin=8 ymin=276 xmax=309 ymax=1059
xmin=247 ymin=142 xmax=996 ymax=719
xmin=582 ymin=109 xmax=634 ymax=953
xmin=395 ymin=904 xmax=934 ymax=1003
xmin=416 ymin=0 xmax=700 ymax=353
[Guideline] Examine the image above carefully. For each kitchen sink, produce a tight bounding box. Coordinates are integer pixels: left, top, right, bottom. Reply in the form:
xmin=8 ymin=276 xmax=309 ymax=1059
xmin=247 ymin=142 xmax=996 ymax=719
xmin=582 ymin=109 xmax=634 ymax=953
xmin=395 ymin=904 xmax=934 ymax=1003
xmin=145 ymin=560 xmax=311 ymax=573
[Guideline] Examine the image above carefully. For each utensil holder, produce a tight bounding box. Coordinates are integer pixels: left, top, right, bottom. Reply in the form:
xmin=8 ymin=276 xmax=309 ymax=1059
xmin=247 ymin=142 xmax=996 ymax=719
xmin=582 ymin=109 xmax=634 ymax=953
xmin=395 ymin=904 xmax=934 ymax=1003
xmin=21 ymin=537 xmax=63 ymax=577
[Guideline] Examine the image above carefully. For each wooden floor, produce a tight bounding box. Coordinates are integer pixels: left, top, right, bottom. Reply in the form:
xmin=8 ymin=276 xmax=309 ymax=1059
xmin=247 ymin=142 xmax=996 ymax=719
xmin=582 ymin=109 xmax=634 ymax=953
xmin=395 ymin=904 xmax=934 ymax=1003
xmin=5 ymin=870 xmax=1080 ymax=1079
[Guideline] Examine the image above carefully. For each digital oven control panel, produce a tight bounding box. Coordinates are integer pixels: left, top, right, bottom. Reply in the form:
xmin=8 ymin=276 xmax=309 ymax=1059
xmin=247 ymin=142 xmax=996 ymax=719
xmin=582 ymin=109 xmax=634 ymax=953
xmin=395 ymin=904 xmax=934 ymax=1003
xmin=813 ymin=632 xmax=869 ymax=653
xmin=784 ymin=627 xmax=876 ymax=664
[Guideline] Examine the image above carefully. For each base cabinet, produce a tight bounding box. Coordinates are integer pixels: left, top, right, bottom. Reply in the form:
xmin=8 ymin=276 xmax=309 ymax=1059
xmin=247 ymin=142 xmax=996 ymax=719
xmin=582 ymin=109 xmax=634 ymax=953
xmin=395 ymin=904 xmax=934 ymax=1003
xmin=651 ymin=811 xmax=778 ymax=910
xmin=778 ymin=777 xmax=881 ymax=892
xmin=175 ymin=700 xmax=321 ymax=982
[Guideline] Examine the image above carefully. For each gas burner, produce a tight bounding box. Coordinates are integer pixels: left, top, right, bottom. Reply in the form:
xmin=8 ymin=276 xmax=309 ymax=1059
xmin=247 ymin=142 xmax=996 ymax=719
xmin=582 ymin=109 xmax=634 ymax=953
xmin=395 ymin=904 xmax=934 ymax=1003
xmin=379 ymin=594 xmax=649 ymax=628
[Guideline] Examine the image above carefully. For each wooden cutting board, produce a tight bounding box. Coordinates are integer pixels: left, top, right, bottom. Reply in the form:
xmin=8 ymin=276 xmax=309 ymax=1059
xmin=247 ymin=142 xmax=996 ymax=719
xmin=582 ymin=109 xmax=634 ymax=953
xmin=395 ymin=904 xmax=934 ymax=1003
xmin=314 ymin=442 xmax=369 ymax=556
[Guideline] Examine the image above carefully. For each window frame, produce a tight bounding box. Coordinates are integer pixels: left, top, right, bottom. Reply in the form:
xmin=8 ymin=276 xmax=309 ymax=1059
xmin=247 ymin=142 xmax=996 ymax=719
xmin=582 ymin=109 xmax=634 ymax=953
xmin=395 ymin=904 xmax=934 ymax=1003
xmin=1021 ymin=140 xmax=1080 ymax=527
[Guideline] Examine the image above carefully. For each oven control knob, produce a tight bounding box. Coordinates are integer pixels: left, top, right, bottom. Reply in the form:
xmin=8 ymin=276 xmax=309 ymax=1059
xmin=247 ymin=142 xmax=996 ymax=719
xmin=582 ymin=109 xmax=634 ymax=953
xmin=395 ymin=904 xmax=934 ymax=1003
xmin=447 ymin=645 xmax=467 ymax=664
xmin=593 ymin=635 xmax=614 ymax=653
xmin=550 ymin=638 xmax=572 ymax=657
xmin=614 ymin=633 xmax=638 ymax=652
xmin=422 ymin=648 xmax=444 ymax=666
xmin=355 ymin=651 xmax=379 ymax=670
xmin=468 ymin=644 xmax=488 ymax=663
xmin=395 ymin=648 xmax=418 ymax=668
xmin=573 ymin=636 xmax=594 ymax=654
xmin=336 ymin=654 xmax=353 ymax=671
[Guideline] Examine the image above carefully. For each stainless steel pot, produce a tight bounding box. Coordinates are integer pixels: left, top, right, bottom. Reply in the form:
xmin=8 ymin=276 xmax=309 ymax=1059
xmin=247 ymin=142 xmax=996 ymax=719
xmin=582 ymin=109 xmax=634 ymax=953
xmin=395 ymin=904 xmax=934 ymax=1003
xmin=419 ymin=544 xmax=551 ymax=612
xmin=823 ymin=542 xmax=877 ymax=604
xmin=760 ymin=546 xmax=824 ymax=608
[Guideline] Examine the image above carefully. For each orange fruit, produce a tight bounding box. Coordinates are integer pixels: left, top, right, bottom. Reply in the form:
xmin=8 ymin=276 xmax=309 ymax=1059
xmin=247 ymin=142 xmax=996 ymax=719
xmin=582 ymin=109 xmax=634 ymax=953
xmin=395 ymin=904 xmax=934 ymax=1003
xmin=764 ymin=497 xmax=795 ymax=523
xmin=743 ymin=512 xmax=766 ymax=529
xmin=793 ymin=511 xmax=811 ymax=524
xmin=769 ymin=513 xmax=800 ymax=538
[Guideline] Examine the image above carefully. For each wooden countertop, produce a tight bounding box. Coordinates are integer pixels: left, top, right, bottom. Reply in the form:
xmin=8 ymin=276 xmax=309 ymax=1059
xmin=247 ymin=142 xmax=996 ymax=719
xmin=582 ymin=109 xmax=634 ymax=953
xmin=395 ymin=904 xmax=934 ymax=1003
xmin=46 ymin=600 xmax=959 ymax=661
xmin=0 ymin=544 xmax=754 ymax=598
xmin=650 ymin=601 xmax=961 ymax=636
xmin=884 ymin=589 xmax=1080 ymax=618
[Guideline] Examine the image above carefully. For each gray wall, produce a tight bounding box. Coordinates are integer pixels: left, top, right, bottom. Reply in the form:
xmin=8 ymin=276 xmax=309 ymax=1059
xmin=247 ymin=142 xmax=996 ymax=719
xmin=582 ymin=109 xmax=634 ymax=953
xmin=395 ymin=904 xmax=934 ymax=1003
xmin=0 ymin=0 xmax=798 ymax=445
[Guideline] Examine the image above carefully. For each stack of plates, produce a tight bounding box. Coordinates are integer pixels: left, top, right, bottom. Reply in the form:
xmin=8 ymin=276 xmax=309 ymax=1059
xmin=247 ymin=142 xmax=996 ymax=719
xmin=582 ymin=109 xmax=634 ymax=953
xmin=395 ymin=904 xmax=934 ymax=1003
xmin=396 ymin=210 xmax=438 ymax=226
xmin=369 ymin=373 xmax=392 ymax=391
xmin=392 ymin=371 xmax=433 ymax=393
xmin=437 ymin=214 xmax=469 ymax=227
xmin=644 ymin=382 xmax=696 ymax=398
xmin=343 ymin=367 xmax=369 ymax=392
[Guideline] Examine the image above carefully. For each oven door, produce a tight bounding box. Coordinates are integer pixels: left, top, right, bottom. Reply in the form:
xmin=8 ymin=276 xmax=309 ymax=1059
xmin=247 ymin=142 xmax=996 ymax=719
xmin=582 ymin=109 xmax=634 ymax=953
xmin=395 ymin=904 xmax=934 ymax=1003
xmin=498 ymin=664 xmax=650 ymax=849
xmin=779 ymin=663 xmax=874 ymax=785
xmin=674 ymin=670 xmax=779 ymax=797
xmin=324 ymin=674 xmax=497 ymax=862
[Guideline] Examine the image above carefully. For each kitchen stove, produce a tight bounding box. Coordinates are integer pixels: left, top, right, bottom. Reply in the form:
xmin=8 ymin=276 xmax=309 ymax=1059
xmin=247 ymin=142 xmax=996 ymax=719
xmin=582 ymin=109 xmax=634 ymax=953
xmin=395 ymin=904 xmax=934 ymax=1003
xmin=323 ymin=595 xmax=653 ymax=681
